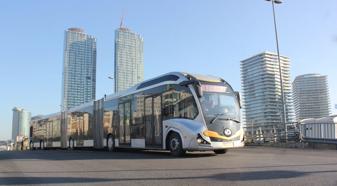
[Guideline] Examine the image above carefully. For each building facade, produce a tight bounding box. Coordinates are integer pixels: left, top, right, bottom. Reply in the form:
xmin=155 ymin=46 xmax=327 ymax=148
xmin=12 ymin=107 xmax=31 ymax=142
xmin=61 ymin=28 xmax=97 ymax=109
xmin=114 ymin=26 xmax=144 ymax=93
xmin=241 ymin=52 xmax=295 ymax=134
xmin=293 ymin=74 xmax=330 ymax=121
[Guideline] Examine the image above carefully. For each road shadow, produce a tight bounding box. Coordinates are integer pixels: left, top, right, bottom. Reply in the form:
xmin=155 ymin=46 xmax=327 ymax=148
xmin=2 ymin=170 xmax=337 ymax=185
xmin=0 ymin=149 xmax=215 ymax=161
xmin=0 ymin=177 xmax=113 ymax=185
xmin=211 ymin=170 xmax=305 ymax=181
xmin=1 ymin=161 xmax=337 ymax=175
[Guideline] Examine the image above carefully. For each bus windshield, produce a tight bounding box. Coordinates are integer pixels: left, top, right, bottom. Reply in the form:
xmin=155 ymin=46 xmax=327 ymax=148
xmin=199 ymin=84 xmax=240 ymax=122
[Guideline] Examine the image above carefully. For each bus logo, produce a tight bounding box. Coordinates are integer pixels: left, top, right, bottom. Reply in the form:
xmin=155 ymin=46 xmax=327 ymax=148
xmin=223 ymin=128 xmax=232 ymax=137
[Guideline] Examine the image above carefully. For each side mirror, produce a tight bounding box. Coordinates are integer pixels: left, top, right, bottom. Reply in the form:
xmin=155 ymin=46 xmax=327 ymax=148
xmin=195 ymin=84 xmax=203 ymax=98
xmin=179 ymin=80 xmax=197 ymax=87
xmin=235 ymin=91 xmax=242 ymax=108
xmin=179 ymin=80 xmax=203 ymax=98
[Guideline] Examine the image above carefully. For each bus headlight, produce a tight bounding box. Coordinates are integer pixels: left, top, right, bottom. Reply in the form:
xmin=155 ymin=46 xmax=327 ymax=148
xmin=197 ymin=134 xmax=210 ymax=144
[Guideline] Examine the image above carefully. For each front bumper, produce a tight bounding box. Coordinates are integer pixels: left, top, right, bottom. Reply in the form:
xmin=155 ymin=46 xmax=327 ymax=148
xmin=185 ymin=127 xmax=245 ymax=151
xmin=211 ymin=140 xmax=245 ymax=149
xmin=187 ymin=140 xmax=245 ymax=151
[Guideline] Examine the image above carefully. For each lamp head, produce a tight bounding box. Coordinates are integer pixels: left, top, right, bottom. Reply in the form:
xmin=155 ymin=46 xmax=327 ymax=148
xmin=266 ymin=0 xmax=282 ymax=4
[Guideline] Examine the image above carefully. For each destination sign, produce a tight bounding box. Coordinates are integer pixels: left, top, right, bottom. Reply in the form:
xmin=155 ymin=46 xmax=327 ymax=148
xmin=201 ymin=84 xmax=228 ymax=93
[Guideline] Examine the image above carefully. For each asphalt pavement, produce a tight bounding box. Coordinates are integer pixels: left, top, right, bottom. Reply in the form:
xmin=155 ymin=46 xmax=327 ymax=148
xmin=0 ymin=147 xmax=337 ymax=186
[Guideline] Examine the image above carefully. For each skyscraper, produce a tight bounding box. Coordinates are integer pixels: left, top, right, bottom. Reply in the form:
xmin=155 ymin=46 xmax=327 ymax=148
xmin=114 ymin=25 xmax=144 ymax=93
xmin=61 ymin=28 xmax=97 ymax=109
xmin=12 ymin=107 xmax=31 ymax=142
xmin=241 ymin=51 xmax=295 ymax=134
xmin=293 ymin=74 xmax=330 ymax=121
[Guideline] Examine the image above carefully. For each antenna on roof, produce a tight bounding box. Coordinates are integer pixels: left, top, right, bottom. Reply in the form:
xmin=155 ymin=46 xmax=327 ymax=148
xmin=120 ymin=14 xmax=124 ymax=28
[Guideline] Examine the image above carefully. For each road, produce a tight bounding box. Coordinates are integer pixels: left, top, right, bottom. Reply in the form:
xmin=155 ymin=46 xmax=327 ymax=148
xmin=0 ymin=147 xmax=337 ymax=186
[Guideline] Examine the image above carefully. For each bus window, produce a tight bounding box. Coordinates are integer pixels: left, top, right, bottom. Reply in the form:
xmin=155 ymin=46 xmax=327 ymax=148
xmin=162 ymin=85 xmax=198 ymax=120
xmin=119 ymin=104 xmax=124 ymax=143
xmin=145 ymin=97 xmax=153 ymax=144
xmin=153 ymin=95 xmax=162 ymax=145
xmin=131 ymin=94 xmax=145 ymax=138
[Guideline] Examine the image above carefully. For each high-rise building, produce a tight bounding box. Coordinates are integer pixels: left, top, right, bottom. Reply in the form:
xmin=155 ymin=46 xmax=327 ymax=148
xmin=114 ymin=25 xmax=144 ymax=93
xmin=12 ymin=107 xmax=31 ymax=142
xmin=61 ymin=28 xmax=97 ymax=109
xmin=241 ymin=51 xmax=295 ymax=134
xmin=293 ymin=74 xmax=330 ymax=121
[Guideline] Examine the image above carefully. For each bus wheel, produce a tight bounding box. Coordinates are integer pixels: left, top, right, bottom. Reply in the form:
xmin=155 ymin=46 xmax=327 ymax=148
xmin=168 ymin=133 xmax=186 ymax=157
xmin=30 ymin=141 xmax=34 ymax=150
xmin=40 ymin=141 xmax=45 ymax=150
xmin=107 ymin=135 xmax=115 ymax=152
xmin=69 ymin=139 xmax=74 ymax=150
xmin=214 ymin=149 xmax=227 ymax=154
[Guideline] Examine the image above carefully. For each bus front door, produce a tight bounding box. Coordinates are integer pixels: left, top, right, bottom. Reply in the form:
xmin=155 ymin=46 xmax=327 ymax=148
xmin=118 ymin=102 xmax=131 ymax=146
xmin=145 ymin=96 xmax=162 ymax=147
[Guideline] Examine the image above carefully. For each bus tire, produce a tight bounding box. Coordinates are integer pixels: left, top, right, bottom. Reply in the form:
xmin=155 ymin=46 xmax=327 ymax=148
xmin=107 ymin=135 xmax=115 ymax=152
xmin=40 ymin=140 xmax=45 ymax=150
xmin=168 ymin=132 xmax=186 ymax=157
xmin=30 ymin=141 xmax=34 ymax=150
xmin=69 ymin=138 xmax=74 ymax=150
xmin=214 ymin=149 xmax=227 ymax=154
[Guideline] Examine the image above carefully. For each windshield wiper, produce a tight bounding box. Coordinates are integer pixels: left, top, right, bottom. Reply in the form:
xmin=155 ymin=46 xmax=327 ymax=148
xmin=222 ymin=118 xmax=240 ymax=123
xmin=210 ymin=113 xmax=240 ymax=124
xmin=210 ymin=113 xmax=226 ymax=124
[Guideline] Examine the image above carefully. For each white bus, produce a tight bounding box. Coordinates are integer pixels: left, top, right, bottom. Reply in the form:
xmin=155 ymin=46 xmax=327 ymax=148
xmin=30 ymin=72 xmax=244 ymax=156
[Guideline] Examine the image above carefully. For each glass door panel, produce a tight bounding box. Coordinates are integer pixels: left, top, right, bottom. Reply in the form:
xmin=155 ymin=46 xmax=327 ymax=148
xmin=153 ymin=96 xmax=162 ymax=146
xmin=145 ymin=97 xmax=153 ymax=145
xmin=118 ymin=104 xmax=124 ymax=143
xmin=124 ymin=102 xmax=131 ymax=144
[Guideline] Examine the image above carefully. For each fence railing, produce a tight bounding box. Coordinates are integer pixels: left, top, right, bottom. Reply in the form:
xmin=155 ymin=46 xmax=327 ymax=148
xmin=244 ymin=123 xmax=300 ymax=144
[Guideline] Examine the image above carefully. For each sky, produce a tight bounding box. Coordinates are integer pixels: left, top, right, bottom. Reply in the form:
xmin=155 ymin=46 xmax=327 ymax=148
xmin=0 ymin=0 xmax=336 ymax=140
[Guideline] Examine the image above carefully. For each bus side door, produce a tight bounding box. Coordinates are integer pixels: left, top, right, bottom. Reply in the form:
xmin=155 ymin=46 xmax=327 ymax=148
xmin=144 ymin=95 xmax=162 ymax=147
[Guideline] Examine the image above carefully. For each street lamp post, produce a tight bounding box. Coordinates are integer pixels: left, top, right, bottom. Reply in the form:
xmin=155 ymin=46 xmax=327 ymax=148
xmin=266 ymin=0 xmax=287 ymax=142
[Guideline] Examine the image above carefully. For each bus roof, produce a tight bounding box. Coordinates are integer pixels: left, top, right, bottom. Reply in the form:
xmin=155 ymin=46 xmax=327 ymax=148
xmin=31 ymin=112 xmax=60 ymax=122
xmin=33 ymin=72 xmax=234 ymax=116
xmin=105 ymin=72 xmax=228 ymax=101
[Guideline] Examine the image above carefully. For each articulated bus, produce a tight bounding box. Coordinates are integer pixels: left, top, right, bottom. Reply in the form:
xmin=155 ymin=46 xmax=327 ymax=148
xmin=30 ymin=72 xmax=244 ymax=156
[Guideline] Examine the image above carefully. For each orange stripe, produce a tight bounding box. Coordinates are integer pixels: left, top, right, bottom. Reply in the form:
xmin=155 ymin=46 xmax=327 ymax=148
xmin=203 ymin=128 xmax=243 ymax=140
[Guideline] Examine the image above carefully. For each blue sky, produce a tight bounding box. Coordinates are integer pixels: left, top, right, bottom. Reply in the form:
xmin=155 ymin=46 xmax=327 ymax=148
xmin=1 ymin=0 xmax=336 ymax=140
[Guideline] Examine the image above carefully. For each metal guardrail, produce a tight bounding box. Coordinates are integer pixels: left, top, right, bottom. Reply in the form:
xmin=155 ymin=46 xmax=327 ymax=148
xmin=244 ymin=124 xmax=300 ymax=144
